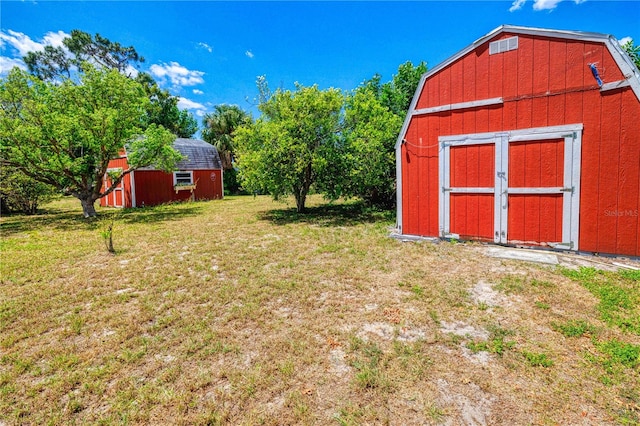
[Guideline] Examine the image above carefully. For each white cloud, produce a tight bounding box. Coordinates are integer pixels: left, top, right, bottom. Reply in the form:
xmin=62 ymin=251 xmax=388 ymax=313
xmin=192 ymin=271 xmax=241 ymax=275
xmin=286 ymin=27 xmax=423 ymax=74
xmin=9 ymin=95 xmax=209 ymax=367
xmin=193 ymin=89 xmax=204 ymax=95
xmin=619 ymin=36 xmax=633 ymax=46
xmin=0 ymin=56 xmax=27 ymax=73
xmin=123 ymin=64 xmax=140 ymax=78
xmin=178 ymin=96 xmax=205 ymax=110
xmin=0 ymin=30 xmax=70 ymax=57
xmin=509 ymin=0 xmax=526 ymax=12
xmin=42 ymin=31 xmax=68 ymax=49
xmin=508 ymin=0 xmax=587 ymax=12
xmin=198 ymin=42 xmax=213 ymax=53
xmin=532 ymin=0 xmax=585 ymax=11
xmin=0 ymin=30 xmax=72 ymax=76
xmin=533 ymin=0 xmax=562 ymax=10
xmin=150 ymin=61 xmax=205 ymax=87
xmin=178 ymin=97 xmax=207 ymax=117
xmin=0 ymin=30 xmax=44 ymax=56
xmin=245 ymin=50 xmax=254 ymax=59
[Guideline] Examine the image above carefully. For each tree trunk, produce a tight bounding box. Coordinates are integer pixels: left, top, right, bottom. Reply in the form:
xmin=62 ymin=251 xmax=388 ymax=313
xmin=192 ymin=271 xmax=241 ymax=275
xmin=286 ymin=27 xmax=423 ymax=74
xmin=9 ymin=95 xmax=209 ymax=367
xmin=294 ymin=162 xmax=313 ymax=213
xmin=295 ymin=191 xmax=306 ymax=213
xmin=223 ymin=152 xmax=233 ymax=170
xmin=80 ymin=197 xmax=98 ymax=218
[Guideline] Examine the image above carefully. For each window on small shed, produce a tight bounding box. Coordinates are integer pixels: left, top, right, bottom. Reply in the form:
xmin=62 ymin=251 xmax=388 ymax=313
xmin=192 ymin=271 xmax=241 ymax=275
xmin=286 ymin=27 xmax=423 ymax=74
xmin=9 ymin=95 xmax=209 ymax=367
xmin=173 ymin=171 xmax=193 ymax=186
xmin=489 ymin=36 xmax=518 ymax=55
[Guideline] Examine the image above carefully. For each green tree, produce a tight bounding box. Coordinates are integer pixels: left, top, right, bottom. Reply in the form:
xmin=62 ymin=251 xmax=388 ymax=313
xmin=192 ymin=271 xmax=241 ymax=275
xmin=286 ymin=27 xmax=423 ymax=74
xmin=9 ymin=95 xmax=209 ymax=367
xmin=621 ymin=38 xmax=640 ymax=70
xmin=0 ymin=66 xmax=182 ymax=217
xmin=336 ymin=61 xmax=426 ymax=209
xmin=363 ymin=61 xmax=427 ymax=117
xmin=136 ymin=72 xmax=197 ymax=138
xmin=202 ymin=104 xmax=252 ymax=170
xmin=202 ymin=104 xmax=252 ymax=194
xmin=235 ymin=81 xmax=343 ymax=212
xmin=339 ymin=87 xmax=403 ymax=208
xmin=0 ymin=165 xmax=57 ymax=215
xmin=24 ymin=29 xmax=144 ymax=80
xmin=24 ymin=29 xmax=197 ymax=138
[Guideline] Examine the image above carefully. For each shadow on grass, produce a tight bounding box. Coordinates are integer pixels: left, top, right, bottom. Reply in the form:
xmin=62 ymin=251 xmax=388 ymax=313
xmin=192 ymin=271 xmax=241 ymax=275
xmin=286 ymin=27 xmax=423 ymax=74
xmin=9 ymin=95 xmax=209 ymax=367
xmin=0 ymin=202 xmax=205 ymax=237
xmin=119 ymin=203 xmax=205 ymax=225
xmin=259 ymin=201 xmax=395 ymax=227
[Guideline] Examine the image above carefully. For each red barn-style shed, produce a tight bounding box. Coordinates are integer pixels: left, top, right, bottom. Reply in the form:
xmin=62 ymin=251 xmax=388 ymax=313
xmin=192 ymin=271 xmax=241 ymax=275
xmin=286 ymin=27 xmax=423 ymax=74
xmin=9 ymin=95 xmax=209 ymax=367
xmin=396 ymin=25 xmax=640 ymax=256
xmin=100 ymin=138 xmax=223 ymax=208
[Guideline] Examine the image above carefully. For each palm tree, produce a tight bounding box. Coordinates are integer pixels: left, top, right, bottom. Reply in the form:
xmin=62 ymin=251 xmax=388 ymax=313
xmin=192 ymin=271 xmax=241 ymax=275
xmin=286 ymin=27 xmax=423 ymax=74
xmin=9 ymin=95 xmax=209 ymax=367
xmin=202 ymin=104 xmax=251 ymax=170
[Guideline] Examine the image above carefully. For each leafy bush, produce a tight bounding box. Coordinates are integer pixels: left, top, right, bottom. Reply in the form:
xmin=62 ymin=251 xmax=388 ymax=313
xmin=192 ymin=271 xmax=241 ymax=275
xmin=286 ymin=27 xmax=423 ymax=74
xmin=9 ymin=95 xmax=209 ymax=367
xmin=0 ymin=166 xmax=56 ymax=215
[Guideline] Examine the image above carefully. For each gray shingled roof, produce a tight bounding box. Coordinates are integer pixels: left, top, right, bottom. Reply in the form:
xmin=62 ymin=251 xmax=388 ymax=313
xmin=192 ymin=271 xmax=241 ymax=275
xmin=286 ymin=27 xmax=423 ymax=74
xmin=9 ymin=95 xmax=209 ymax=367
xmin=133 ymin=138 xmax=222 ymax=170
xmin=173 ymin=138 xmax=222 ymax=170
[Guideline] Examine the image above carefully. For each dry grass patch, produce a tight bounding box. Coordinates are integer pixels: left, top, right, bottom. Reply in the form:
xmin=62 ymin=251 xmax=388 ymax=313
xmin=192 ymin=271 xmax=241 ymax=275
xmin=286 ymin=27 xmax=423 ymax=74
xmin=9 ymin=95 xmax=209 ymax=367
xmin=1 ymin=195 xmax=638 ymax=425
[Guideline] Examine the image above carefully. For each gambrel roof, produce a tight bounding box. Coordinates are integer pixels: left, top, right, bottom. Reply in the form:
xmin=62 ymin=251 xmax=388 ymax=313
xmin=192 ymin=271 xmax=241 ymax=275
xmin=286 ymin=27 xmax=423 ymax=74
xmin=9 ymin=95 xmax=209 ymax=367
xmin=429 ymin=25 xmax=640 ymax=99
xmin=396 ymin=25 xmax=640 ymax=150
xmin=131 ymin=138 xmax=222 ymax=171
xmin=173 ymin=138 xmax=222 ymax=170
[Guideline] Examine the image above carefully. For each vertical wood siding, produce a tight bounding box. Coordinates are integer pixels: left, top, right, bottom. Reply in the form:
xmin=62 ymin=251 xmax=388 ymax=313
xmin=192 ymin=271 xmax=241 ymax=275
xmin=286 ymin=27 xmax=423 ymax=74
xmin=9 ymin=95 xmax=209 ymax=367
xmin=402 ymin=32 xmax=640 ymax=256
xmin=450 ymin=144 xmax=495 ymax=240
xmin=99 ymin=157 xmax=133 ymax=208
xmin=508 ymin=139 xmax=564 ymax=244
xmin=101 ymin=166 xmax=223 ymax=208
xmin=133 ymin=169 xmax=223 ymax=207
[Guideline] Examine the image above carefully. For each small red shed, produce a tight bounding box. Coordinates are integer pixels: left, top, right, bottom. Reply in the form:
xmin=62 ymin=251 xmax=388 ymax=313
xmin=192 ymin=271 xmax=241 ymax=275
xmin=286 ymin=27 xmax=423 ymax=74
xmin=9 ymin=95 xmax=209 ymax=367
xmin=100 ymin=138 xmax=223 ymax=208
xmin=396 ymin=25 xmax=640 ymax=256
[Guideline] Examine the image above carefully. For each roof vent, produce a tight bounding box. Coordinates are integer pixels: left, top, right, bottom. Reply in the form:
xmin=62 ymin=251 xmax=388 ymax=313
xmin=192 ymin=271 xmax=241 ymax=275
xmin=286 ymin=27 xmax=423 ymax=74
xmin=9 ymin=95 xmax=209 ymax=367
xmin=489 ymin=36 xmax=518 ymax=55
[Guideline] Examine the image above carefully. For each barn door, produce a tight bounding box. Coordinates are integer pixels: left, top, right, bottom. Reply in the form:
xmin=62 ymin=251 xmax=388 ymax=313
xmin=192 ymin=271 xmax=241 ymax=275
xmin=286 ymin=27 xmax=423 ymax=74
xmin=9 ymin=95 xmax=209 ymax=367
xmin=439 ymin=134 xmax=504 ymax=243
xmin=113 ymin=182 xmax=124 ymax=208
xmin=439 ymin=124 xmax=582 ymax=250
xmin=104 ymin=168 xmax=124 ymax=208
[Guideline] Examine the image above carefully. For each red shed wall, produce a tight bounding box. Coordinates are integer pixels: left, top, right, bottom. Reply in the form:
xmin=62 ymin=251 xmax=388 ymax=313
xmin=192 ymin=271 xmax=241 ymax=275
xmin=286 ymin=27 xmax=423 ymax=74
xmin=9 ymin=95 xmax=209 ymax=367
xmin=191 ymin=169 xmax=224 ymax=202
xmin=133 ymin=169 xmax=223 ymax=207
xmin=402 ymin=32 xmax=640 ymax=256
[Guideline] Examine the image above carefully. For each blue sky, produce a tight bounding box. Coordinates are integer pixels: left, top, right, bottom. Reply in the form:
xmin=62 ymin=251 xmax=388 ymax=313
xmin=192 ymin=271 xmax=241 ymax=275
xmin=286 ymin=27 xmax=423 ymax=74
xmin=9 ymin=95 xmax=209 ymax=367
xmin=1 ymin=1 xmax=639 ymax=126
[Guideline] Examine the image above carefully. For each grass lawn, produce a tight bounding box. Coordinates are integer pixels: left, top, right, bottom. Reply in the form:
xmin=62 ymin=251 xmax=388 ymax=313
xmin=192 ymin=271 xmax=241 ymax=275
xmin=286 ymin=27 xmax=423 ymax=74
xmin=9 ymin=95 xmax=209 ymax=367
xmin=1 ymin=195 xmax=639 ymax=425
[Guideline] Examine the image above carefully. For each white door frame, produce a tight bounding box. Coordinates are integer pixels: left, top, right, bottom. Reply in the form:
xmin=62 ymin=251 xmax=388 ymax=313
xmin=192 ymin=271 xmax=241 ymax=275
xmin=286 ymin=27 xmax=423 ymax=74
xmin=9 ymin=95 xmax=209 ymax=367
xmin=439 ymin=124 xmax=582 ymax=250
xmin=106 ymin=168 xmax=125 ymax=208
